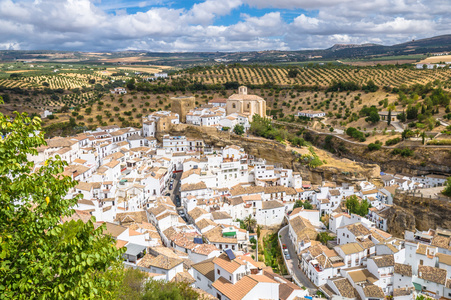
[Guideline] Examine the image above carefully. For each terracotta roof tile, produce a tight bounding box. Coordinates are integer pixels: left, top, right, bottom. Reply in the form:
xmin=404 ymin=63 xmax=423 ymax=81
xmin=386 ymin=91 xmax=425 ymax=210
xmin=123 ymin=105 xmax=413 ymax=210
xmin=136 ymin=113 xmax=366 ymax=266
xmin=418 ymin=265 xmax=447 ymax=285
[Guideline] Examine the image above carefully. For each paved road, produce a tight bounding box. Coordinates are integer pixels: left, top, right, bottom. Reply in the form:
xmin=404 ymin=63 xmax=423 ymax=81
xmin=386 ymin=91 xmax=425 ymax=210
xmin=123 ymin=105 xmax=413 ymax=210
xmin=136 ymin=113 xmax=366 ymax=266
xmin=279 ymin=226 xmax=316 ymax=291
xmin=391 ymin=121 xmax=404 ymax=132
xmin=437 ymin=118 xmax=450 ymax=127
xmin=164 ymin=171 xmax=182 ymax=207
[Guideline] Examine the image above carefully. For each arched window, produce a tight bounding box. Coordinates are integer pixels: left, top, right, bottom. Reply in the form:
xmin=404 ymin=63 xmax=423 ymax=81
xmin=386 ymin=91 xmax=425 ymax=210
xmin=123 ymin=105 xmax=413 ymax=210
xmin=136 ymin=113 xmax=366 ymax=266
xmin=232 ymin=103 xmax=236 ymax=109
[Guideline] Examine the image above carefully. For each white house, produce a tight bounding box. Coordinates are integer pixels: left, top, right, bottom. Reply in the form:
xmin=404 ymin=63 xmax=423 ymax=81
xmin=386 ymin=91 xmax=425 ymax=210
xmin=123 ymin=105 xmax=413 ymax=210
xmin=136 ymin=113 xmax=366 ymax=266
xmin=367 ymin=255 xmax=395 ymax=295
xmin=288 ymin=216 xmax=318 ymax=254
xmin=394 ymin=263 xmax=413 ymax=290
xmin=296 ymin=110 xmax=326 ymax=118
xmin=137 ymin=254 xmax=184 ymax=281
xmin=111 ymin=87 xmax=127 ymax=94
xmin=413 ymin=265 xmax=448 ymax=298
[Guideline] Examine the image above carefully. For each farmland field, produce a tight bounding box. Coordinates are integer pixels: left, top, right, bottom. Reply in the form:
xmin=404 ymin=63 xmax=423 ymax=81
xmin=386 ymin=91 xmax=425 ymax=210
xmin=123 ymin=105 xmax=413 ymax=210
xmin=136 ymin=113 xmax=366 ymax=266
xmin=183 ymin=65 xmax=451 ymax=88
xmin=418 ymin=55 xmax=451 ymax=64
xmin=1 ymin=63 xmax=451 ymax=142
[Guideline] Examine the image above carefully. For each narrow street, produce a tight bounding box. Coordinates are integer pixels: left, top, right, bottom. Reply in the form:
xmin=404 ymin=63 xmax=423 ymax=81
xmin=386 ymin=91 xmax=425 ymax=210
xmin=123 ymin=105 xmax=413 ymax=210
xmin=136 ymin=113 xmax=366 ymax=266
xmin=164 ymin=171 xmax=182 ymax=207
xmin=279 ymin=226 xmax=317 ymax=291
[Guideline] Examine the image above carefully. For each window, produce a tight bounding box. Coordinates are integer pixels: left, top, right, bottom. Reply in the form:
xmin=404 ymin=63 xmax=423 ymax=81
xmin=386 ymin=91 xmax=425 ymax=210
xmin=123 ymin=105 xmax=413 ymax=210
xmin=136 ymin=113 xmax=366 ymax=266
xmin=217 ymin=269 xmax=220 ymax=275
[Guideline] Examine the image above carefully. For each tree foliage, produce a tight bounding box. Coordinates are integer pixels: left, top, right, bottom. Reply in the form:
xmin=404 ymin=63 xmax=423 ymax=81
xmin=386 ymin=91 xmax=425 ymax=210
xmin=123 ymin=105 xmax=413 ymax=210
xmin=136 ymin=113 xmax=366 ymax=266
xmin=345 ymin=195 xmax=370 ymax=216
xmin=0 ymin=97 xmax=123 ymax=299
xmin=362 ymin=80 xmax=379 ymax=93
xmin=317 ymin=232 xmax=334 ymax=245
xmin=233 ymin=124 xmax=244 ymax=135
xmin=293 ymin=200 xmax=313 ymax=209
xmin=116 ymin=268 xmax=200 ymax=300
xmin=243 ymin=214 xmax=257 ymax=233
xmin=327 ymin=80 xmax=360 ymax=92
xmin=443 ymin=177 xmax=451 ymax=197
xmin=406 ymin=105 xmax=418 ymax=120
xmin=366 ymin=111 xmax=380 ymax=124
xmin=287 ymin=68 xmax=300 ymax=78
xmin=345 ymin=127 xmax=366 ymax=142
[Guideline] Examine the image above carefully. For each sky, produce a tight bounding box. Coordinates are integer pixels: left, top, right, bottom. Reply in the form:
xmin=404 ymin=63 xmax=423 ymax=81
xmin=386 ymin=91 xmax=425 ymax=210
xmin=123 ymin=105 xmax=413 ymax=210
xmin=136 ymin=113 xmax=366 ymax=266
xmin=0 ymin=0 xmax=449 ymax=52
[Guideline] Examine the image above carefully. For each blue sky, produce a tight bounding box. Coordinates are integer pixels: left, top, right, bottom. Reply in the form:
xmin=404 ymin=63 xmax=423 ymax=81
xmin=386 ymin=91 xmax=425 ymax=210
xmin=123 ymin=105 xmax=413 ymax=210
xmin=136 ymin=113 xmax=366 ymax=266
xmin=109 ymin=1 xmax=319 ymax=26
xmin=0 ymin=0 xmax=448 ymax=52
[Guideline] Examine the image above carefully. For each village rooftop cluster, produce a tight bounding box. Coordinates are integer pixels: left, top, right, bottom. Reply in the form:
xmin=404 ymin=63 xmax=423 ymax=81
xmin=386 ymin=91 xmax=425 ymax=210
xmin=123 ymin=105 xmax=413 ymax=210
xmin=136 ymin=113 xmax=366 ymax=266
xmin=28 ymin=87 xmax=451 ymax=300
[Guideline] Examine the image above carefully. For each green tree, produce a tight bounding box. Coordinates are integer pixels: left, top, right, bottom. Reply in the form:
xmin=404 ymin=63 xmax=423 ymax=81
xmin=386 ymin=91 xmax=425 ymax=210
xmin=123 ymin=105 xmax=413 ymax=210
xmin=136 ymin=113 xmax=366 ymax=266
xmin=402 ymin=129 xmax=415 ymax=140
xmin=345 ymin=195 xmax=370 ymax=217
xmin=293 ymin=200 xmax=313 ymax=209
xmin=233 ymin=124 xmax=244 ymax=135
xmin=126 ymin=78 xmax=136 ymax=90
xmin=443 ymin=177 xmax=451 ymax=197
xmin=421 ymin=131 xmax=426 ymax=145
xmin=318 ymin=232 xmax=334 ymax=245
xmin=406 ymin=105 xmax=418 ymax=120
xmin=366 ymin=111 xmax=380 ymax=124
xmin=287 ymin=68 xmax=300 ymax=78
xmin=243 ymin=214 xmax=257 ymax=232
xmin=345 ymin=195 xmax=359 ymax=213
xmin=0 ymin=98 xmax=123 ymax=299
xmin=116 ymin=268 xmax=200 ymax=300
xmin=357 ymin=199 xmax=370 ymax=216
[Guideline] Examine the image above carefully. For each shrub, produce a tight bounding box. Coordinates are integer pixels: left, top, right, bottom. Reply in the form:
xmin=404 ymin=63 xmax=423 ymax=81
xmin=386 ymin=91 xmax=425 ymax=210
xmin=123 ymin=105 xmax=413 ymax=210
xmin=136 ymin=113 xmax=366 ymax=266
xmin=368 ymin=143 xmax=381 ymax=151
xmin=345 ymin=127 xmax=366 ymax=142
xmin=385 ymin=137 xmax=401 ymax=146
xmin=392 ymin=147 xmax=414 ymax=157
xmin=427 ymin=139 xmax=451 ymax=145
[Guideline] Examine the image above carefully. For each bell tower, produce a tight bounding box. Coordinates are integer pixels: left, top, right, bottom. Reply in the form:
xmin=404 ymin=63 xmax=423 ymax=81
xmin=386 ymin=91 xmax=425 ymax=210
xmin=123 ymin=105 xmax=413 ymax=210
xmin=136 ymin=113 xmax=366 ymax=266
xmin=238 ymin=86 xmax=247 ymax=95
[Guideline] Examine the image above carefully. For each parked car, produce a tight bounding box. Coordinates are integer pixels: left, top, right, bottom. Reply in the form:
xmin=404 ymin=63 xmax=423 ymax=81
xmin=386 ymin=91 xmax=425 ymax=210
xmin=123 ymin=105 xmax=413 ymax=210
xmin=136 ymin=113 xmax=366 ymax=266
xmin=285 ymin=254 xmax=291 ymax=260
xmin=283 ymin=249 xmax=289 ymax=255
xmin=172 ymin=173 xmax=176 ymax=179
xmin=169 ymin=184 xmax=173 ymax=190
xmin=165 ymin=192 xmax=170 ymax=197
xmin=282 ymin=244 xmax=287 ymax=250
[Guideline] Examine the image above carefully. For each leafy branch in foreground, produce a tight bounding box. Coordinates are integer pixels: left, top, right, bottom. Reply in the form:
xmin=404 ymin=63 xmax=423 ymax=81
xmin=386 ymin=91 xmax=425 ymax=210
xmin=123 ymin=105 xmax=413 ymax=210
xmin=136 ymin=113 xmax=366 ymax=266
xmin=0 ymin=97 xmax=124 ymax=299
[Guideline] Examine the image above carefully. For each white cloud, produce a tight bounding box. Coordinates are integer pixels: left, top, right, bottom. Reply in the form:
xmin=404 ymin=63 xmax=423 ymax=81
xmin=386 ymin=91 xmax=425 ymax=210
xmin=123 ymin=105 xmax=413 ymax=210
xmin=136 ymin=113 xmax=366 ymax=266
xmin=243 ymin=0 xmax=353 ymax=9
xmin=0 ymin=0 xmax=448 ymax=51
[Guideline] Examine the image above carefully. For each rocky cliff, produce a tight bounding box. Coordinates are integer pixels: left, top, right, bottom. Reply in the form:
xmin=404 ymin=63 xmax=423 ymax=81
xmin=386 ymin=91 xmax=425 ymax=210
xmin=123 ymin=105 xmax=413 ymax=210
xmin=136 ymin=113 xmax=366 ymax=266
xmin=391 ymin=193 xmax=451 ymax=234
xmin=276 ymin=121 xmax=451 ymax=176
xmin=307 ymin=131 xmax=451 ymax=176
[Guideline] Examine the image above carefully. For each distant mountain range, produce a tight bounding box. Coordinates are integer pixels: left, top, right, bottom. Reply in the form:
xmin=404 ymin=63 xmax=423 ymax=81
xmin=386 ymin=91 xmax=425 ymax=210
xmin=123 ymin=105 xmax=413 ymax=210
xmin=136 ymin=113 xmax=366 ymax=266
xmin=1 ymin=34 xmax=451 ymax=65
xmin=312 ymin=34 xmax=451 ymax=59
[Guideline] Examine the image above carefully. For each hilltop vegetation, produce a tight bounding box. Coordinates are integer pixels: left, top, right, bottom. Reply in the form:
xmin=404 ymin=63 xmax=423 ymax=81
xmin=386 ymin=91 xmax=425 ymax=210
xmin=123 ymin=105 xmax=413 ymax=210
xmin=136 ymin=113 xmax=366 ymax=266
xmin=0 ymin=62 xmax=450 ymax=145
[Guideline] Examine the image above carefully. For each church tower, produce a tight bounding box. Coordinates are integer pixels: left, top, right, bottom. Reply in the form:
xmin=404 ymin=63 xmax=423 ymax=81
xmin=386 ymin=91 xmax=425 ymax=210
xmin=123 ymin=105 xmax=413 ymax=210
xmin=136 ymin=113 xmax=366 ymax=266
xmin=238 ymin=86 xmax=247 ymax=95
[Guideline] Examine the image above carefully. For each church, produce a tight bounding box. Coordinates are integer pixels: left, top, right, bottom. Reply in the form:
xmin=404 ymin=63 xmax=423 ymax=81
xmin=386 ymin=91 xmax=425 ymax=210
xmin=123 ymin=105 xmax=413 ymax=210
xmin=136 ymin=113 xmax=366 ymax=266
xmin=226 ymin=86 xmax=267 ymax=121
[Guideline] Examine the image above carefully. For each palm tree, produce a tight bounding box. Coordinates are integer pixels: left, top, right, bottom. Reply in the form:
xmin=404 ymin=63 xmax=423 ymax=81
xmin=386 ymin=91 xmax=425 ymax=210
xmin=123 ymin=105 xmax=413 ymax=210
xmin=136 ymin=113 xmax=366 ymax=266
xmin=243 ymin=214 xmax=257 ymax=232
